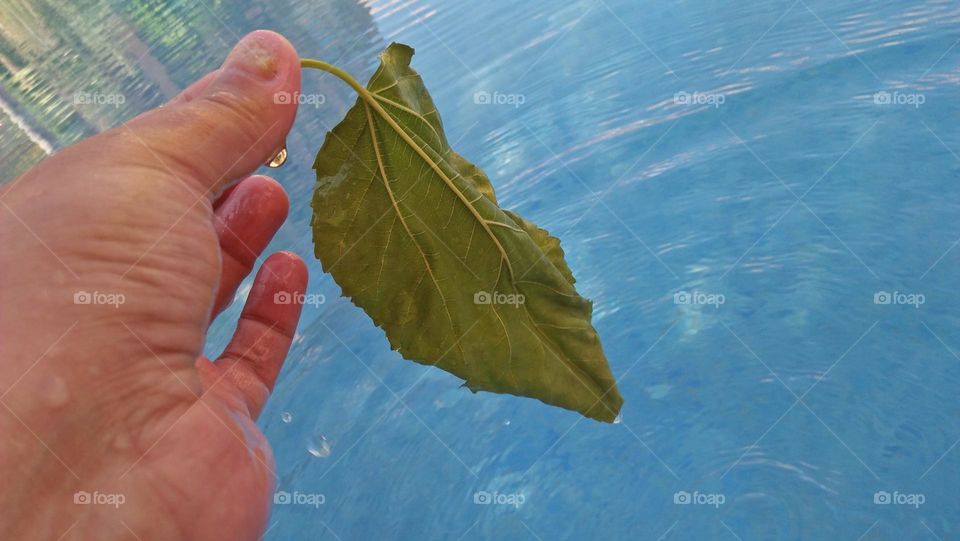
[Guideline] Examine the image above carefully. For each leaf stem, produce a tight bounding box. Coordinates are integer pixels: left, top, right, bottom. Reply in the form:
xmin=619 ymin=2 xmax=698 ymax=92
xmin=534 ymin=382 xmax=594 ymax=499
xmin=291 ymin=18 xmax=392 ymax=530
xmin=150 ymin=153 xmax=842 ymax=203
xmin=299 ymin=59 xmax=369 ymax=98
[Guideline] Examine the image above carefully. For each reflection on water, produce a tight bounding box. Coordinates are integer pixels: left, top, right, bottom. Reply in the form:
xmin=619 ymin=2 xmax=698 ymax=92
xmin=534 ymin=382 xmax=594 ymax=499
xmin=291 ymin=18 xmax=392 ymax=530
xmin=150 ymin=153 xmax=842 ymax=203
xmin=3 ymin=0 xmax=960 ymax=539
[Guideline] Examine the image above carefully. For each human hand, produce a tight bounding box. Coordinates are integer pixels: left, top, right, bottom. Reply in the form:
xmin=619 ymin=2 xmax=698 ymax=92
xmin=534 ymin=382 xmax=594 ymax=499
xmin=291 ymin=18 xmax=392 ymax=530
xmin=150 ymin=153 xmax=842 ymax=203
xmin=0 ymin=30 xmax=305 ymax=540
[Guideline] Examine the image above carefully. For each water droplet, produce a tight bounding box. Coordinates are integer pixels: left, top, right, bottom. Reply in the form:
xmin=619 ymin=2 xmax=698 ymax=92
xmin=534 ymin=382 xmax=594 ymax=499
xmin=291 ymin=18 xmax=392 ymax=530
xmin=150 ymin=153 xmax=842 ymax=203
xmin=281 ymin=412 xmax=293 ymax=424
xmin=308 ymin=434 xmax=332 ymax=458
xmin=265 ymin=145 xmax=287 ymax=168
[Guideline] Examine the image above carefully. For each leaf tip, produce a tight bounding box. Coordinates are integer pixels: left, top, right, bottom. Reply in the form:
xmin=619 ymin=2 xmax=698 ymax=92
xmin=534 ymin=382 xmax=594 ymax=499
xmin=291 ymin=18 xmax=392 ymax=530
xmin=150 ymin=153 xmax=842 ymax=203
xmin=382 ymin=42 xmax=416 ymax=66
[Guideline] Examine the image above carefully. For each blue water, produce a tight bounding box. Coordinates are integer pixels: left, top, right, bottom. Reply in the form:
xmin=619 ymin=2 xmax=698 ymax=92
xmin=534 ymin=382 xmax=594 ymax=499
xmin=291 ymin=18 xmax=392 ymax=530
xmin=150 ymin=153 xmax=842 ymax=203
xmin=4 ymin=0 xmax=960 ymax=538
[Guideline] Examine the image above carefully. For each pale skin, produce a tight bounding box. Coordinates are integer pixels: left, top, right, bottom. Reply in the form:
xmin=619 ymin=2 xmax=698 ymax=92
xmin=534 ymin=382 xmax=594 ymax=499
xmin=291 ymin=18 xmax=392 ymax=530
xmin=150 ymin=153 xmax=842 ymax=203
xmin=0 ymin=31 xmax=308 ymax=540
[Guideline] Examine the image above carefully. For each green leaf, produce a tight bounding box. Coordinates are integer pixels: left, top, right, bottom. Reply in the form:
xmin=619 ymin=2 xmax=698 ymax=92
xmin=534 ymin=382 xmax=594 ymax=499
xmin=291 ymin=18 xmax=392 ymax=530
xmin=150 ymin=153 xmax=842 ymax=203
xmin=309 ymin=43 xmax=623 ymax=422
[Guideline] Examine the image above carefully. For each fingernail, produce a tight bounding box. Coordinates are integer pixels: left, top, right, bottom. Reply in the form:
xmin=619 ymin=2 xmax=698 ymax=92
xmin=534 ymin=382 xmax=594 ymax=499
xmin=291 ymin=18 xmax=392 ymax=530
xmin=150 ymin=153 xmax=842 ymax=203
xmin=220 ymin=31 xmax=284 ymax=83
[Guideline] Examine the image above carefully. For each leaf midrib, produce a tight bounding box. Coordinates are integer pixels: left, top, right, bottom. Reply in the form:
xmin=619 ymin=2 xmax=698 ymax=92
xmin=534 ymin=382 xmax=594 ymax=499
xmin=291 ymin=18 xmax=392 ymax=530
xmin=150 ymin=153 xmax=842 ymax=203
xmin=356 ymin=84 xmax=516 ymax=283
xmin=362 ymin=87 xmax=610 ymax=406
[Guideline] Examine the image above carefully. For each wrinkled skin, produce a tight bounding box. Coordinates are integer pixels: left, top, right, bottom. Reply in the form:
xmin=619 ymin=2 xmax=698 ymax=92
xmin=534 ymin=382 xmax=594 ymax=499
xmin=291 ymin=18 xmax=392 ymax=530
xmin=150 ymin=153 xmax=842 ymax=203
xmin=0 ymin=31 xmax=307 ymax=540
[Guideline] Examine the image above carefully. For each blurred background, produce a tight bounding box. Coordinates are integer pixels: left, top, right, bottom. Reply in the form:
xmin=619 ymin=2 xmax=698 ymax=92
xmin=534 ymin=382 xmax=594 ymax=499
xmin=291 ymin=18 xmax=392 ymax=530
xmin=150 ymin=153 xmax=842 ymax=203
xmin=2 ymin=0 xmax=960 ymax=539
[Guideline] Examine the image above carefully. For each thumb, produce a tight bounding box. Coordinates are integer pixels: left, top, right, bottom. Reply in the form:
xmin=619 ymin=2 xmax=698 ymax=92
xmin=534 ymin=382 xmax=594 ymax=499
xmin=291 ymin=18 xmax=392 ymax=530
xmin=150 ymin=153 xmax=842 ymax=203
xmin=108 ymin=30 xmax=301 ymax=197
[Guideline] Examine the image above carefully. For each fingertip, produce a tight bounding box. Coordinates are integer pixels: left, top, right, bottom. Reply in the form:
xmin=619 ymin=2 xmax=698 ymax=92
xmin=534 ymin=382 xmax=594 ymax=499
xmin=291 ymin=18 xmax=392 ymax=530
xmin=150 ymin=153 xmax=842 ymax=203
xmin=252 ymin=29 xmax=301 ymax=73
xmin=211 ymin=176 xmax=292 ymax=315
xmin=169 ymin=30 xmax=301 ymax=107
xmin=119 ymin=30 xmax=302 ymax=196
xmin=207 ymin=29 xmax=301 ymax=102
xmin=243 ymin=251 xmax=309 ymax=339
xmin=264 ymin=251 xmax=308 ymax=287
xmin=214 ymin=175 xmax=290 ymax=257
xmin=238 ymin=175 xmax=291 ymax=219
xmin=253 ymin=252 xmax=309 ymax=316
xmin=212 ymin=250 xmax=308 ymax=413
xmin=241 ymin=30 xmax=300 ymax=76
